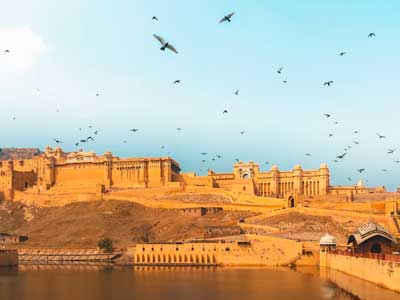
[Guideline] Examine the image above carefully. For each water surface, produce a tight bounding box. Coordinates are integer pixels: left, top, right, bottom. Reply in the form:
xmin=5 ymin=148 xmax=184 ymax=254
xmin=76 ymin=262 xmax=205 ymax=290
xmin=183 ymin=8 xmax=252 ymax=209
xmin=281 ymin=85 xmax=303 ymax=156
xmin=0 ymin=265 xmax=393 ymax=300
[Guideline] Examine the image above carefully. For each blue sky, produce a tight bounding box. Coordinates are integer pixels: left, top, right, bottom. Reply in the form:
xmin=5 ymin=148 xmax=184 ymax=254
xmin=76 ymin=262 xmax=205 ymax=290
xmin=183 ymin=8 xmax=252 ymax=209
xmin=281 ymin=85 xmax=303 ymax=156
xmin=0 ymin=1 xmax=400 ymax=190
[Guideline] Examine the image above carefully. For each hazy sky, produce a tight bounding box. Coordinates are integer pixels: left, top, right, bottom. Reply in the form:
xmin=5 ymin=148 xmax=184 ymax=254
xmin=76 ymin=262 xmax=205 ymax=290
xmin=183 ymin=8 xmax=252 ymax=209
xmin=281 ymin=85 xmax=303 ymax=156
xmin=1 ymin=1 xmax=400 ymax=190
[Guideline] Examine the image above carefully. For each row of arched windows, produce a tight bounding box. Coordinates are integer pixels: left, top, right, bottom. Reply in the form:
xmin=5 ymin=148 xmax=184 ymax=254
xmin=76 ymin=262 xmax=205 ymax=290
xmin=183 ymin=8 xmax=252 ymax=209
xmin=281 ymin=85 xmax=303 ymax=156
xmin=135 ymin=253 xmax=216 ymax=264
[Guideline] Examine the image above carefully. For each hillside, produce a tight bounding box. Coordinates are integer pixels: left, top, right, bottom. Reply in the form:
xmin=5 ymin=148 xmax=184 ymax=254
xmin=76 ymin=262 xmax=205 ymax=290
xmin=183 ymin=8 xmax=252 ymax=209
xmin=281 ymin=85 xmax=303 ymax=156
xmin=0 ymin=200 xmax=254 ymax=248
xmin=0 ymin=148 xmax=41 ymax=160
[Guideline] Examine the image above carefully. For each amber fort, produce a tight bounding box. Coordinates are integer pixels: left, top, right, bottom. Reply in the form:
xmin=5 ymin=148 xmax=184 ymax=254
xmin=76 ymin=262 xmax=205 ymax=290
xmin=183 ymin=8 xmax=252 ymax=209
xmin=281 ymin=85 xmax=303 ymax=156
xmin=0 ymin=146 xmax=386 ymax=204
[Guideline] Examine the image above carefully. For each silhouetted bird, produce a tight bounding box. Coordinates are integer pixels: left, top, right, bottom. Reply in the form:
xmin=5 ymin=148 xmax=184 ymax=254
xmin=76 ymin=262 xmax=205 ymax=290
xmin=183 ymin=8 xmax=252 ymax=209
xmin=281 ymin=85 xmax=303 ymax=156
xmin=382 ymin=169 xmax=388 ymax=172
xmin=328 ymin=133 xmax=333 ymax=137
xmin=4 ymin=50 xmax=10 ymax=53
xmin=235 ymin=158 xmax=240 ymax=162
xmin=353 ymin=141 xmax=359 ymax=145
xmin=354 ymin=130 xmax=359 ymax=134
xmin=201 ymin=152 xmax=207 ymax=155
xmin=173 ymin=80 xmax=181 ymax=84
xmin=334 ymin=121 xmax=339 ymax=125
xmin=282 ymin=80 xmax=287 ymax=84
xmin=337 ymin=153 xmax=347 ymax=159
xmin=216 ymin=155 xmax=223 ymax=159
xmin=96 ymin=93 xmax=99 ymax=97
xmin=368 ymin=33 xmax=376 ymax=38
xmin=86 ymin=136 xmax=94 ymax=141
xmin=94 ymin=130 xmax=98 ymax=135
xmin=339 ymin=52 xmax=347 ymax=56
xmin=347 ymin=177 xmax=352 ymax=182
xmin=356 ymin=169 xmax=365 ymax=173
xmin=240 ymin=131 xmax=245 ymax=135
xmin=265 ymin=162 xmax=269 ymax=165
xmin=176 ymin=127 xmax=182 ymax=131
xmin=323 ymin=114 xmax=331 ymax=118
xmin=12 ymin=117 xmax=16 ymax=121
xmin=277 ymin=67 xmax=283 ymax=74
xmin=395 ymin=160 xmax=400 ymax=164
xmin=388 ymin=149 xmax=396 ymax=154
xmin=219 ymin=12 xmax=235 ymax=23
xmin=161 ymin=146 xmax=165 ymax=149
xmin=130 ymin=129 xmax=139 ymax=132
xmin=377 ymin=133 xmax=386 ymax=139
xmin=123 ymin=140 xmax=127 ymax=144
xmin=152 ymin=16 xmax=158 ymax=21
xmin=80 ymin=139 xmax=87 ymax=143
xmin=75 ymin=142 xmax=79 ymax=146
xmin=323 ymin=81 xmax=334 ymax=86
xmin=53 ymin=139 xmax=63 ymax=144
xmin=153 ymin=34 xmax=178 ymax=53
xmin=235 ymin=89 xmax=239 ymax=95
xmin=305 ymin=153 xmax=311 ymax=157
xmin=223 ymin=110 xmax=228 ymax=114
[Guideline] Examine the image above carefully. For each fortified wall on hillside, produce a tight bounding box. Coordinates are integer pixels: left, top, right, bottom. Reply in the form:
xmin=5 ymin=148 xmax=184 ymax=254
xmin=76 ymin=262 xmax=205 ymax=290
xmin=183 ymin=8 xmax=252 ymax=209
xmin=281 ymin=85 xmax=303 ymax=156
xmin=0 ymin=147 xmax=386 ymax=202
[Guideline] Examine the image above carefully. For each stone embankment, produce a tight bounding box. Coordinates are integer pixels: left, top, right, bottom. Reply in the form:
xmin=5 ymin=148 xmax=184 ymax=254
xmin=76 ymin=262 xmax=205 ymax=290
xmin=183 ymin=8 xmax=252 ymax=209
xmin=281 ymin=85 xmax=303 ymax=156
xmin=18 ymin=248 xmax=121 ymax=264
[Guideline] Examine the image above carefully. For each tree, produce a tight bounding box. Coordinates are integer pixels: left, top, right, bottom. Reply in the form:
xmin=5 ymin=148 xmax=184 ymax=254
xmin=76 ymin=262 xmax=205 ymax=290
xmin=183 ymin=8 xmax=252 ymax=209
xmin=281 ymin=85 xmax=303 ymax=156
xmin=98 ymin=237 xmax=114 ymax=253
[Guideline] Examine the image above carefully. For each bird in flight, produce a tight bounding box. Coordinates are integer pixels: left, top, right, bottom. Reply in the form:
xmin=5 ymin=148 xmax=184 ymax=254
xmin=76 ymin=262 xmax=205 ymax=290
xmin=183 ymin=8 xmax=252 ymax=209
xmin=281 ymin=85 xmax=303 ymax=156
xmin=130 ymin=129 xmax=139 ymax=133
xmin=235 ymin=89 xmax=239 ymax=95
xmin=223 ymin=110 xmax=228 ymax=114
xmin=219 ymin=12 xmax=235 ymax=23
xmin=368 ymin=33 xmax=376 ymax=38
xmin=86 ymin=136 xmax=94 ymax=142
xmin=75 ymin=142 xmax=79 ymax=147
xmin=173 ymin=80 xmax=181 ymax=84
xmin=53 ymin=139 xmax=63 ymax=144
xmin=353 ymin=141 xmax=359 ymax=145
xmin=201 ymin=152 xmax=207 ymax=156
xmin=4 ymin=49 xmax=10 ymax=53
xmin=152 ymin=16 xmax=158 ymax=21
xmin=282 ymin=80 xmax=288 ymax=84
xmin=96 ymin=93 xmax=100 ymax=97
xmin=305 ymin=153 xmax=311 ymax=157
xmin=323 ymin=113 xmax=331 ymax=118
xmin=328 ymin=133 xmax=333 ymax=138
xmin=356 ymin=169 xmax=365 ymax=173
xmin=354 ymin=130 xmax=359 ymax=134
xmin=388 ymin=149 xmax=396 ymax=154
xmin=339 ymin=52 xmax=347 ymax=56
xmin=94 ymin=130 xmax=98 ymax=135
xmin=216 ymin=155 xmax=223 ymax=159
xmin=161 ymin=146 xmax=166 ymax=149
xmin=323 ymin=81 xmax=334 ymax=87
xmin=395 ymin=160 xmax=400 ymax=164
xmin=240 ymin=131 xmax=245 ymax=135
xmin=382 ymin=169 xmax=388 ymax=172
xmin=347 ymin=177 xmax=352 ymax=182
xmin=376 ymin=133 xmax=386 ymax=139
xmin=333 ymin=121 xmax=339 ymax=125
xmin=153 ymin=34 xmax=178 ymax=54
xmin=235 ymin=158 xmax=240 ymax=162
xmin=337 ymin=153 xmax=347 ymax=159
xmin=176 ymin=127 xmax=182 ymax=131
xmin=12 ymin=116 xmax=16 ymax=121
xmin=277 ymin=67 xmax=283 ymax=74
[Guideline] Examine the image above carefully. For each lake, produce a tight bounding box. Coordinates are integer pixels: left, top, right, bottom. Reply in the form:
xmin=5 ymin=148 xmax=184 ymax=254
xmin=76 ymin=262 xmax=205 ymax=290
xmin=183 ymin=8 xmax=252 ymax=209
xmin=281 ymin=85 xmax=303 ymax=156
xmin=0 ymin=265 xmax=398 ymax=300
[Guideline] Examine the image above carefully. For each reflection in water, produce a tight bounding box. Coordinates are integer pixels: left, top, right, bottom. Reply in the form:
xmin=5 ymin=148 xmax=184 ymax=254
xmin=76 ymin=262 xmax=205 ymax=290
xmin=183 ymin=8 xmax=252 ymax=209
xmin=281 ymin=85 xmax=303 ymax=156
xmin=0 ymin=265 xmax=393 ymax=300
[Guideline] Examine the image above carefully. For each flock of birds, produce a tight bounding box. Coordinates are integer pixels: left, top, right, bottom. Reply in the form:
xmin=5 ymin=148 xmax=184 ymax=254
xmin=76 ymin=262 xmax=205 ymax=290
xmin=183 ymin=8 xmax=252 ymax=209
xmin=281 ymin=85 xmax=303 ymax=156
xmin=3 ymin=11 xmax=396 ymax=185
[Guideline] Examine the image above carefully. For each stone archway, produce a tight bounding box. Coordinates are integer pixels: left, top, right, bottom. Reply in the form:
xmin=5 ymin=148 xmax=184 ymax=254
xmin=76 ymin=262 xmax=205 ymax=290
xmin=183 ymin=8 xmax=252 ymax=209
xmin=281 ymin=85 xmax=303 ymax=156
xmin=288 ymin=196 xmax=295 ymax=208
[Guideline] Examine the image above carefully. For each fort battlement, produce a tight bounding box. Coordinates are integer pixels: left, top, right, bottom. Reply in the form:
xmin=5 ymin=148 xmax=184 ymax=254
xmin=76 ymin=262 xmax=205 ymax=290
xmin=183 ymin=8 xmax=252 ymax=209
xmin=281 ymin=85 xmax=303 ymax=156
xmin=0 ymin=147 xmax=387 ymax=205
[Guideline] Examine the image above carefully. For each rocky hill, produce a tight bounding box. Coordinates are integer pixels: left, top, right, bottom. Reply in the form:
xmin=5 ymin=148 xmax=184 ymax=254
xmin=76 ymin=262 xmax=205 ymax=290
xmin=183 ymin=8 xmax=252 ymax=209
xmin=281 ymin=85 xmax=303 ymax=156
xmin=0 ymin=200 xmax=254 ymax=248
xmin=0 ymin=148 xmax=41 ymax=160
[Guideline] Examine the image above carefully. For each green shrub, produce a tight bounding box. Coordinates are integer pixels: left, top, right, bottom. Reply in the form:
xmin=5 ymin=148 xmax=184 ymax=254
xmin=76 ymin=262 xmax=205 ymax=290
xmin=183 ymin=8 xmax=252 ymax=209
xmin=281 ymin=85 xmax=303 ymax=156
xmin=98 ymin=237 xmax=114 ymax=253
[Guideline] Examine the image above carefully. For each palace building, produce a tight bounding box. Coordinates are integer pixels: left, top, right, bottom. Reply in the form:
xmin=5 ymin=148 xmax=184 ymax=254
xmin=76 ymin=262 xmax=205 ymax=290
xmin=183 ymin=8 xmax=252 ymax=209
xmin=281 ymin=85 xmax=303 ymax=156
xmin=0 ymin=147 xmax=386 ymax=202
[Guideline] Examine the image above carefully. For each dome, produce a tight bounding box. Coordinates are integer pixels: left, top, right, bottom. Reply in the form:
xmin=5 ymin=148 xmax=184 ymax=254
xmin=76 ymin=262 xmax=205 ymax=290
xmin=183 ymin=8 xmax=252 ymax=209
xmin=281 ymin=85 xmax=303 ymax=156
xmin=293 ymin=165 xmax=302 ymax=170
xmin=320 ymin=163 xmax=328 ymax=169
xmin=270 ymin=165 xmax=278 ymax=171
xmin=319 ymin=233 xmax=337 ymax=246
